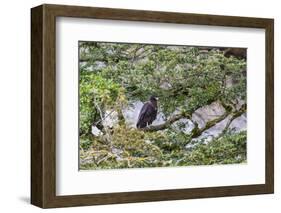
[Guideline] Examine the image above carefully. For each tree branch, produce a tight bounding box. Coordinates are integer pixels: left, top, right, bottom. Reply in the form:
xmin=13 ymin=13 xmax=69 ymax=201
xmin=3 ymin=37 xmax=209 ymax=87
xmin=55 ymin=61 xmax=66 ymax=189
xmin=190 ymin=111 xmax=230 ymax=138
xmin=142 ymin=112 xmax=191 ymax=132
xmin=79 ymin=57 xmax=108 ymax=64
xmin=220 ymin=104 xmax=246 ymax=136
xmin=192 ymin=103 xmax=247 ymax=139
xmin=139 ymin=101 xmax=246 ymax=142
xmin=93 ymin=97 xmax=112 ymax=146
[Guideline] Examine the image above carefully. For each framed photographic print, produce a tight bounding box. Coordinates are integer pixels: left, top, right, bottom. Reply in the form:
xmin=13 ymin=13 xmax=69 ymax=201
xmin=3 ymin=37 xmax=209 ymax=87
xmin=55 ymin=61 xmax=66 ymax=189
xmin=31 ymin=4 xmax=274 ymax=208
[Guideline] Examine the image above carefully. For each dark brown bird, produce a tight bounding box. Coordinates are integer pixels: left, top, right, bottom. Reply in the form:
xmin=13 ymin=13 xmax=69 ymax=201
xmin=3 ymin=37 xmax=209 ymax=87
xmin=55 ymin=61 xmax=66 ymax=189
xmin=136 ymin=96 xmax=158 ymax=128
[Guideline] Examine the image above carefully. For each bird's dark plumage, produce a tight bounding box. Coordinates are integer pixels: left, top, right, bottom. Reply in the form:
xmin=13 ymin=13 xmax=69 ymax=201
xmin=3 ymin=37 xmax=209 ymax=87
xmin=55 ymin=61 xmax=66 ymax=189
xmin=136 ymin=96 xmax=158 ymax=128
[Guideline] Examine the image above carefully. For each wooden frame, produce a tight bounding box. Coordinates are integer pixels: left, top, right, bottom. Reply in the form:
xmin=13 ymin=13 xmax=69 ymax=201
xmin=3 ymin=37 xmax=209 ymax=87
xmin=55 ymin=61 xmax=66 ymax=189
xmin=31 ymin=4 xmax=274 ymax=208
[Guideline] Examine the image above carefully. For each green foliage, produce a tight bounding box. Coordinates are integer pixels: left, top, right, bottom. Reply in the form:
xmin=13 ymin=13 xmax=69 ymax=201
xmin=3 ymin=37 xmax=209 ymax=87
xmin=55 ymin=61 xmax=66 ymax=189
xmin=184 ymin=131 xmax=247 ymax=165
xmin=79 ymin=42 xmax=247 ymax=170
xmin=79 ymin=73 xmax=127 ymax=135
xmin=80 ymin=128 xmax=246 ymax=169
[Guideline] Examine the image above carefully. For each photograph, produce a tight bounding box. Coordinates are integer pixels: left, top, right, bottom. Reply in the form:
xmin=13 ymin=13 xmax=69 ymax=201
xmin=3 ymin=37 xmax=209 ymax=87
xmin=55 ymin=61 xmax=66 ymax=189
xmin=79 ymin=41 xmax=247 ymax=170
xmin=29 ymin=3 xmax=274 ymax=208
xmin=78 ymin=41 xmax=247 ymax=170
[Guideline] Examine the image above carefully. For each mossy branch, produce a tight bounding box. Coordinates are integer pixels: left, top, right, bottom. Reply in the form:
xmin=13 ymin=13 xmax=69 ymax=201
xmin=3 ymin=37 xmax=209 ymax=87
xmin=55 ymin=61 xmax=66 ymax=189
xmin=220 ymin=104 xmax=247 ymax=135
xmin=142 ymin=112 xmax=191 ymax=132
xmin=192 ymin=103 xmax=247 ymax=139
xmin=190 ymin=111 xmax=230 ymax=138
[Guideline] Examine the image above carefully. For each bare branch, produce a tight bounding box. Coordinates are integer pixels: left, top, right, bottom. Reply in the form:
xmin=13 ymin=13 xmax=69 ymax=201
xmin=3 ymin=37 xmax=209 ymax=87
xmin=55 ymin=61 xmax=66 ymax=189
xmin=93 ymin=96 xmax=112 ymax=146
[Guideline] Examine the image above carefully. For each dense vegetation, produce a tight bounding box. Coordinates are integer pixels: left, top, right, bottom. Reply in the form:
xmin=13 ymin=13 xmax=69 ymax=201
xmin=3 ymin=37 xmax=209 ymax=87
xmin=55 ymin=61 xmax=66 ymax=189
xmin=79 ymin=42 xmax=247 ymax=170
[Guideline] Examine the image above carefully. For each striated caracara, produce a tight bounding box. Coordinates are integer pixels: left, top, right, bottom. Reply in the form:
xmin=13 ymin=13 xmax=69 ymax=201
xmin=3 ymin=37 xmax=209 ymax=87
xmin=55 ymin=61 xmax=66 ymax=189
xmin=136 ymin=96 xmax=158 ymax=128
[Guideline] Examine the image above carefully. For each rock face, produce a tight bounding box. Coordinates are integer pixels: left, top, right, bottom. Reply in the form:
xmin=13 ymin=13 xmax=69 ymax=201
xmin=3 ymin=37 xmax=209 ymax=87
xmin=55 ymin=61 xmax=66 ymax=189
xmin=229 ymin=113 xmax=247 ymax=132
xmin=91 ymin=126 xmax=102 ymax=136
xmin=91 ymin=100 xmax=247 ymax=141
xmin=122 ymin=101 xmax=143 ymax=127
